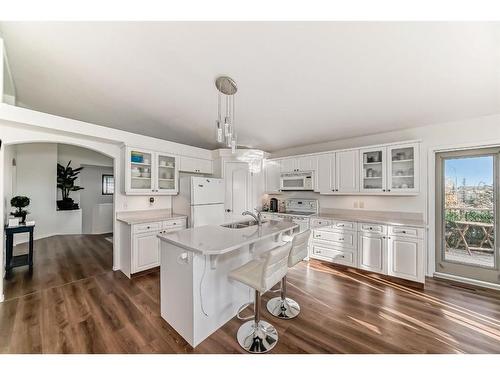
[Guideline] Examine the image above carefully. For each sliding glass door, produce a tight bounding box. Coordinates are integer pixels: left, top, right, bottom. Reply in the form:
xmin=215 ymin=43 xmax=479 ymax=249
xmin=435 ymin=148 xmax=499 ymax=284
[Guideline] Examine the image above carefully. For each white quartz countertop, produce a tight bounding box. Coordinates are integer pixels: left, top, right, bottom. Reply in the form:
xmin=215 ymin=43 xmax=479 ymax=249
xmin=158 ymin=220 xmax=298 ymax=255
xmin=314 ymin=209 xmax=426 ymax=227
xmin=116 ymin=209 xmax=187 ymax=225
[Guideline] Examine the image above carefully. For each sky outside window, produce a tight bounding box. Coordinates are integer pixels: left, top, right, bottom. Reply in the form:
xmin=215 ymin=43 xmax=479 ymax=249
xmin=445 ymin=156 xmax=493 ymax=187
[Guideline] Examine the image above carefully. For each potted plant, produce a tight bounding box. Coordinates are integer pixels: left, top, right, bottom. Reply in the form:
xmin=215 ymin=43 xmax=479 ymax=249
xmin=57 ymin=161 xmax=84 ymax=210
xmin=10 ymin=196 xmax=30 ymax=223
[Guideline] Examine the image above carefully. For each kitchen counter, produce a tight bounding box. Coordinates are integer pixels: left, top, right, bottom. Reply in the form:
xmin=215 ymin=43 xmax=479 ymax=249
xmin=159 ymin=218 xmax=298 ymax=347
xmin=116 ymin=209 xmax=186 ymax=225
xmin=158 ymin=219 xmax=297 ymax=255
xmin=314 ymin=209 xmax=426 ymax=227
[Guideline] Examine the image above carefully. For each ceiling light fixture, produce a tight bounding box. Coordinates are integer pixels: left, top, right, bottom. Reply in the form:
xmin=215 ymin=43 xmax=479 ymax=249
xmin=215 ymin=76 xmax=237 ymax=153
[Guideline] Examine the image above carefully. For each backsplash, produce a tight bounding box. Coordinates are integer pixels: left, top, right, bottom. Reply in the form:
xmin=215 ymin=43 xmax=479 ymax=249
xmin=263 ymin=191 xmax=424 ymax=214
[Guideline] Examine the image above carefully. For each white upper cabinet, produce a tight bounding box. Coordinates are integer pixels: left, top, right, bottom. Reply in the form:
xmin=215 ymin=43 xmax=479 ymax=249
xmin=127 ymin=148 xmax=155 ymax=194
xmin=125 ymin=147 xmax=179 ymax=195
xmin=270 ymin=141 xmax=419 ymax=196
xmin=264 ymin=159 xmax=281 ymax=193
xmin=156 ymin=153 xmax=179 ymax=193
xmin=360 ymin=147 xmax=387 ymax=193
xmin=316 ymin=153 xmax=335 ymax=194
xmin=335 ymin=150 xmax=359 ymax=193
xmin=179 ymin=156 xmax=213 ymax=174
xmin=280 ymin=158 xmax=296 ymax=173
xmin=296 ymin=155 xmax=316 ymax=172
xmin=387 ymin=143 xmax=419 ymax=194
xmin=360 ymin=143 xmax=419 ymax=194
xmin=280 ymin=155 xmax=316 ymax=173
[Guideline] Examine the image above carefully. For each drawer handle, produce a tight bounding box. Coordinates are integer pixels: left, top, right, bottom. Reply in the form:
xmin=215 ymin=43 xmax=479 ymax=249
xmin=337 ymin=224 xmax=344 ymax=227
xmin=339 ymin=238 xmax=344 ymax=241
xmin=316 ymin=234 xmax=321 ymax=238
xmin=316 ymin=250 xmax=322 ymax=254
xmin=402 ymin=230 xmax=407 ymax=234
xmin=369 ymin=227 xmax=373 ymax=230
xmin=147 ymin=226 xmax=151 ymax=229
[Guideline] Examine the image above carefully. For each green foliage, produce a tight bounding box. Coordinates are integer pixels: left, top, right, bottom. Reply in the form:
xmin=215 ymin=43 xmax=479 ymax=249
xmin=445 ymin=208 xmax=494 ymax=250
xmin=10 ymin=195 xmax=30 ymax=216
xmin=445 ymin=209 xmax=493 ymax=224
xmin=57 ymin=160 xmax=84 ymax=200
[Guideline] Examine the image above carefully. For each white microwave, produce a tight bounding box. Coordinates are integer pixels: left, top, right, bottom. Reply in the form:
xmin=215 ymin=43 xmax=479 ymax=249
xmin=280 ymin=171 xmax=314 ymax=191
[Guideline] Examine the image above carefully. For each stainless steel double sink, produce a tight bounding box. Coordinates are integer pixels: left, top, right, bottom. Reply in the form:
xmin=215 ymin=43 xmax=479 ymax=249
xmin=221 ymin=220 xmax=268 ymax=229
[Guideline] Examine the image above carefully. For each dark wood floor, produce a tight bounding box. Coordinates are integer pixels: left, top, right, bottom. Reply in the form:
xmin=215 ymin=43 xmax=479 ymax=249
xmin=1 ymin=235 xmax=500 ymax=353
xmin=4 ymin=234 xmax=113 ymax=300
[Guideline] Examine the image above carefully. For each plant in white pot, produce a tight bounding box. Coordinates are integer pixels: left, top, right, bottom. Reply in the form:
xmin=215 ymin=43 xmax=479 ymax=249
xmin=10 ymin=196 xmax=30 ymax=223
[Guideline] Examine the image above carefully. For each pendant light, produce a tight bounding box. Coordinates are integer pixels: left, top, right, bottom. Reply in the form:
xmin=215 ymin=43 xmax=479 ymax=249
xmin=215 ymin=76 xmax=237 ymax=153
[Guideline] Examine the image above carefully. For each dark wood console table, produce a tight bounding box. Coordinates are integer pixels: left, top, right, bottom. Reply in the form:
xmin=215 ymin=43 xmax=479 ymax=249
xmin=4 ymin=223 xmax=35 ymax=278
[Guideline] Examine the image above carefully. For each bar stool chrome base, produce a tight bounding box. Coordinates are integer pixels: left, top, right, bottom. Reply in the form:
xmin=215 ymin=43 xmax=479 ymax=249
xmin=237 ymin=320 xmax=278 ymax=353
xmin=266 ymin=296 xmax=300 ymax=319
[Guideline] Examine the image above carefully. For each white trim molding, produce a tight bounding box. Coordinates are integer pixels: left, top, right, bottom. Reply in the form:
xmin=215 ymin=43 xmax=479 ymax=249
xmin=434 ymin=272 xmax=500 ymax=291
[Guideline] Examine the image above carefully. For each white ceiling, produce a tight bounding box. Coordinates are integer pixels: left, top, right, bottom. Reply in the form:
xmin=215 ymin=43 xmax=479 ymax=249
xmin=2 ymin=22 xmax=500 ymax=152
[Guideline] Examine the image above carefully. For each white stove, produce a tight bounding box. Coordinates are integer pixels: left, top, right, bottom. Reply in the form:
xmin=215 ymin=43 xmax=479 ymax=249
xmin=266 ymin=199 xmax=318 ymax=233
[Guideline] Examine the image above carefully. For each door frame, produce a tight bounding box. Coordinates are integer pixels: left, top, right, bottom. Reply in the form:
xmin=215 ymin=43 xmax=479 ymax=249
xmin=428 ymin=140 xmax=500 ymax=289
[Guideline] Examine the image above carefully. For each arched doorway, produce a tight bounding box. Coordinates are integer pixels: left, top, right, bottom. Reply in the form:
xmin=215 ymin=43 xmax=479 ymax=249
xmin=1 ymin=139 xmax=120 ymax=302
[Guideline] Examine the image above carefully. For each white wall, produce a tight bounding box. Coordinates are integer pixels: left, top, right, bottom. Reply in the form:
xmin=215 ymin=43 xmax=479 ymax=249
xmin=80 ymin=165 xmax=113 ymax=234
xmin=2 ymin=144 xmax=15 ymax=222
xmin=271 ymin=113 xmax=500 ymax=215
xmin=15 ymin=143 xmax=58 ymax=241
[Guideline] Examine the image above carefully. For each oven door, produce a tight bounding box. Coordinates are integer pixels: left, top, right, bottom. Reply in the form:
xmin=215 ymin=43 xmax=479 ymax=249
xmin=291 ymin=216 xmax=310 ymax=233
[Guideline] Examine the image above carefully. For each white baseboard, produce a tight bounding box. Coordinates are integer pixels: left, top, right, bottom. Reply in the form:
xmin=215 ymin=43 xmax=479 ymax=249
xmin=433 ymin=272 xmax=500 ymax=291
xmin=0 ymin=293 xmax=4 ymax=303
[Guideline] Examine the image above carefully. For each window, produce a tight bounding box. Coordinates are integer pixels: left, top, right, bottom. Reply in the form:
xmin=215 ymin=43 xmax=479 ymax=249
xmin=102 ymin=174 xmax=114 ymax=195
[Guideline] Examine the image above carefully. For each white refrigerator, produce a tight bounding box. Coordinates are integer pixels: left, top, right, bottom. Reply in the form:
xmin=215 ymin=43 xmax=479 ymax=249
xmin=172 ymin=176 xmax=225 ymax=227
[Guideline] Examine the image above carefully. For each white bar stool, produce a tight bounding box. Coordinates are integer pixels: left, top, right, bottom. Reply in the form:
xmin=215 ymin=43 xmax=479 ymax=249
xmin=229 ymin=242 xmax=292 ymax=353
xmin=266 ymin=229 xmax=311 ymax=319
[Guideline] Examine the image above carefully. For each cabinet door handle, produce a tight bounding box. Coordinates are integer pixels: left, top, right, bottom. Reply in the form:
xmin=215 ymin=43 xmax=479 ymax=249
xmin=382 ymin=189 xmax=386 ymax=192
xmin=402 ymin=230 xmax=406 ymax=233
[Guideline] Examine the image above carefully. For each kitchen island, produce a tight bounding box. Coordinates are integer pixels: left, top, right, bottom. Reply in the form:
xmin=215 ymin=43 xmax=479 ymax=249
xmin=158 ymin=219 xmax=298 ymax=347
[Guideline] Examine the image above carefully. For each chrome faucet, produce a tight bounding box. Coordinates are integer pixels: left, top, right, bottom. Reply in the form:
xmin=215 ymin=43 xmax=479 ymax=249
xmin=242 ymin=208 xmax=263 ymax=226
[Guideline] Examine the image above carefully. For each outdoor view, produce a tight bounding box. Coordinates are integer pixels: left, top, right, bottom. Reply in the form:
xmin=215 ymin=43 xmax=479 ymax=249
xmin=444 ymin=155 xmax=495 ymax=268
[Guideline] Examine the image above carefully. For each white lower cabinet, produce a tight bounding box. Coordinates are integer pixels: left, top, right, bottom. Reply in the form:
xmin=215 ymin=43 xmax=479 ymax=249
xmin=310 ymin=219 xmax=425 ymax=284
xmin=311 ymin=243 xmax=356 ymax=267
xmin=133 ymin=231 xmax=161 ymax=273
xmin=388 ymin=236 xmax=424 ymax=283
xmin=131 ymin=218 xmax=186 ymax=274
xmin=357 ymin=232 xmax=387 ymax=274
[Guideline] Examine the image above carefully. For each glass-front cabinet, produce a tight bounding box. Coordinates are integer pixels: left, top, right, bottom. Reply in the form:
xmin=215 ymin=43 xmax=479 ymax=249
xmin=387 ymin=143 xmax=419 ymax=194
xmin=360 ymin=147 xmax=386 ymax=193
xmin=156 ymin=153 xmax=178 ymax=193
xmin=360 ymin=143 xmax=419 ymax=194
xmin=125 ymin=147 xmax=178 ymax=195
